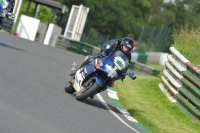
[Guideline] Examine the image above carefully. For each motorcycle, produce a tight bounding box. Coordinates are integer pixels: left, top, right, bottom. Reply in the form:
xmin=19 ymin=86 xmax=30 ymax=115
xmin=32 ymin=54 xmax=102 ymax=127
xmin=65 ymin=50 xmax=136 ymax=101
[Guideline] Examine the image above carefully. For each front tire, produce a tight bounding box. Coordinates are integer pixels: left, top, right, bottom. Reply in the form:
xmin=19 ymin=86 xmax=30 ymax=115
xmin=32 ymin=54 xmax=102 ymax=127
xmin=65 ymin=83 xmax=75 ymax=94
xmin=76 ymin=82 xmax=100 ymax=101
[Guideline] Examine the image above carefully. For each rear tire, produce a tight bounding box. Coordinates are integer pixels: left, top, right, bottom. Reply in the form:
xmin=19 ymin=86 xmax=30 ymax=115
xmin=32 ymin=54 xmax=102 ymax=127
xmin=65 ymin=83 xmax=75 ymax=94
xmin=76 ymin=82 xmax=99 ymax=101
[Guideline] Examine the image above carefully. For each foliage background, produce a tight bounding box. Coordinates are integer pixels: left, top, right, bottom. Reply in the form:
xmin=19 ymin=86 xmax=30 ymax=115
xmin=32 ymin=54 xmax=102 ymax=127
xmin=17 ymin=0 xmax=200 ymax=52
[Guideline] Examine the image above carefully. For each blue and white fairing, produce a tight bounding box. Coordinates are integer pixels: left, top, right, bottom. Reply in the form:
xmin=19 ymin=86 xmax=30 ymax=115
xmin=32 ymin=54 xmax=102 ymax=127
xmin=73 ymin=51 xmax=129 ymax=92
xmin=96 ymin=50 xmax=129 ymax=79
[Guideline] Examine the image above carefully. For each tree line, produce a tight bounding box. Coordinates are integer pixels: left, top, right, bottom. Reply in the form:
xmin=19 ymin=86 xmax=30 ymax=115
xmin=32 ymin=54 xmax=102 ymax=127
xmin=20 ymin=0 xmax=200 ymax=50
xmin=57 ymin=0 xmax=200 ymax=39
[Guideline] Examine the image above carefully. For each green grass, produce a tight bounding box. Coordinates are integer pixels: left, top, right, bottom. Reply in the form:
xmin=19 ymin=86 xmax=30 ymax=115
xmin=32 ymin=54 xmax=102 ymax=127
xmin=146 ymin=62 xmax=165 ymax=71
xmin=116 ymin=75 xmax=200 ymax=133
xmin=173 ymin=25 xmax=200 ymax=67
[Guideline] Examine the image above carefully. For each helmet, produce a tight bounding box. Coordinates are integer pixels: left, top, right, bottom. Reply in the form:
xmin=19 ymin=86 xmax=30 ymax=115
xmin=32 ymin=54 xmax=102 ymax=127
xmin=120 ymin=37 xmax=134 ymax=54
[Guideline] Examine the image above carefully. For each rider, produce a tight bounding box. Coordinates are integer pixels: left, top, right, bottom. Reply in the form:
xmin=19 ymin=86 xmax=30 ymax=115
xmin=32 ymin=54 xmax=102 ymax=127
xmin=69 ymin=37 xmax=136 ymax=80
xmin=7 ymin=0 xmax=15 ymax=18
xmin=0 ymin=0 xmax=15 ymax=30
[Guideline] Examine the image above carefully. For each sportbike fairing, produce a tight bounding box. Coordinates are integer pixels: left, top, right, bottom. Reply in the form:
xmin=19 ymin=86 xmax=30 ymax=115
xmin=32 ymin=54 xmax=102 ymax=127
xmin=73 ymin=51 xmax=129 ymax=92
xmin=102 ymin=51 xmax=129 ymax=79
xmin=73 ymin=62 xmax=96 ymax=92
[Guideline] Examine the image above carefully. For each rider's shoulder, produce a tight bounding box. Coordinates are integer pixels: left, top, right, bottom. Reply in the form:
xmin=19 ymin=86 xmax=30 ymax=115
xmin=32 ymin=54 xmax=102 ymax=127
xmin=106 ymin=39 xmax=121 ymax=45
xmin=127 ymin=53 xmax=132 ymax=61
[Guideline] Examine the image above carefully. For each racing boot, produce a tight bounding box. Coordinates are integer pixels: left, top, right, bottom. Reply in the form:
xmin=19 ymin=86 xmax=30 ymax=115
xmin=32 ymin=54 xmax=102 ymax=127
xmin=68 ymin=61 xmax=78 ymax=76
xmin=7 ymin=12 xmax=15 ymax=19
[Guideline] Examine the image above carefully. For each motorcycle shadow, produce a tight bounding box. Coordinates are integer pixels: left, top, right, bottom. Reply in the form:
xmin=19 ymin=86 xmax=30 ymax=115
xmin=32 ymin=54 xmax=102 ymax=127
xmin=0 ymin=42 xmax=25 ymax=51
xmin=72 ymin=93 xmax=122 ymax=115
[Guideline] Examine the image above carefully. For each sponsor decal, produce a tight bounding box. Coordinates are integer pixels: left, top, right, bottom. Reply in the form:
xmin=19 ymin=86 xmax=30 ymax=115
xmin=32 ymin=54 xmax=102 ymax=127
xmin=114 ymin=57 xmax=126 ymax=70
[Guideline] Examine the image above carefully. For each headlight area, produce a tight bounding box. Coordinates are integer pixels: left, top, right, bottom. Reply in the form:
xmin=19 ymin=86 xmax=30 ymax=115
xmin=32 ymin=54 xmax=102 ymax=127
xmin=106 ymin=65 xmax=118 ymax=78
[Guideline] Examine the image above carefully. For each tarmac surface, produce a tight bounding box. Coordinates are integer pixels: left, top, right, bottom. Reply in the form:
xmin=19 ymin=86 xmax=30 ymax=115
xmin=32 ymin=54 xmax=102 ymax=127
xmin=0 ymin=32 xmax=146 ymax=133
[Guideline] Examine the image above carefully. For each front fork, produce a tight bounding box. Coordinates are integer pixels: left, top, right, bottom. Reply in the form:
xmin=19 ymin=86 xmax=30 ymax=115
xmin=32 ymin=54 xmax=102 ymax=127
xmin=93 ymin=75 xmax=114 ymax=92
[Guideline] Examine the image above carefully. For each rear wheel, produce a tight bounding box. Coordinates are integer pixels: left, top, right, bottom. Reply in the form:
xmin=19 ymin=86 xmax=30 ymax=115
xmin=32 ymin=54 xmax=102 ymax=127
xmin=76 ymin=81 xmax=100 ymax=101
xmin=65 ymin=83 xmax=75 ymax=94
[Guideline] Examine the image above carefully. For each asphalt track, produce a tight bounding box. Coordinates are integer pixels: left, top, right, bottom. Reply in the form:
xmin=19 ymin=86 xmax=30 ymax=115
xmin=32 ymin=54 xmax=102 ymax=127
xmin=0 ymin=32 xmax=145 ymax=133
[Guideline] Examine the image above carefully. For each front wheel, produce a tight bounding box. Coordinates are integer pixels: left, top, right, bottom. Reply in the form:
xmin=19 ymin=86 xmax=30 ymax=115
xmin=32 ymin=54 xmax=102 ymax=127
xmin=76 ymin=82 xmax=100 ymax=101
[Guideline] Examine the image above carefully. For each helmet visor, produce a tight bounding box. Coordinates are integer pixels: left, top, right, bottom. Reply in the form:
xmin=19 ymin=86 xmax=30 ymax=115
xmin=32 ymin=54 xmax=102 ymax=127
xmin=122 ymin=45 xmax=132 ymax=53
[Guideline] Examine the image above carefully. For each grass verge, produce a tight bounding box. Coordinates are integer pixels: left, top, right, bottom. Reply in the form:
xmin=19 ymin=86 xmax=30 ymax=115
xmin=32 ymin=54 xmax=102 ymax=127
xmin=116 ymin=75 xmax=200 ymax=133
xmin=146 ymin=62 xmax=165 ymax=72
xmin=173 ymin=25 xmax=200 ymax=66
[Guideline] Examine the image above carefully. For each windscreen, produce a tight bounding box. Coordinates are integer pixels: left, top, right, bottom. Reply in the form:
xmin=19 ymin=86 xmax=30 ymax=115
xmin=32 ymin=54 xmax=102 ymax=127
xmin=112 ymin=51 xmax=129 ymax=70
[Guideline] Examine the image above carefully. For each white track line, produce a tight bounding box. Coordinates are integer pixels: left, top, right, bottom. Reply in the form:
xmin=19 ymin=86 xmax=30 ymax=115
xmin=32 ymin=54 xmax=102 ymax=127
xmin=97 ymin=94 xmax=141 ymax=133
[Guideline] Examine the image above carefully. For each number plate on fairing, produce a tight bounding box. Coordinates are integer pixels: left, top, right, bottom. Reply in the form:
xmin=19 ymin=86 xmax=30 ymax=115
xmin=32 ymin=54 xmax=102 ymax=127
xmin=114 ymin=57 xmax=126 ymax=70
